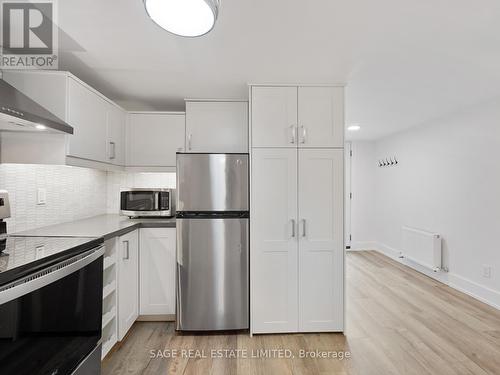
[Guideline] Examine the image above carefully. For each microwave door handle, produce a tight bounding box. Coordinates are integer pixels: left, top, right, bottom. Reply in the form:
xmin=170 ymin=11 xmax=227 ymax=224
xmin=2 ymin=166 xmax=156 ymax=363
xmin=154 ymin=192 xmax=160 ymax=210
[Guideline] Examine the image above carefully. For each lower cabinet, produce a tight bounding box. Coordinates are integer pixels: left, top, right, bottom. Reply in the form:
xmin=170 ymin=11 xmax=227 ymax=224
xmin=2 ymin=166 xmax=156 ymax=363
xmin=117 ymin=229 xmax=139 ymax=341
xmin=139 ymin=228 xmax=176 ymax=317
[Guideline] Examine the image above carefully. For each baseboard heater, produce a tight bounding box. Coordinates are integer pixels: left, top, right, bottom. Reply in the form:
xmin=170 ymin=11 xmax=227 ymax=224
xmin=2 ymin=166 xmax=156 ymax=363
xmin=401 ymin=226 xmax=444 ymax=272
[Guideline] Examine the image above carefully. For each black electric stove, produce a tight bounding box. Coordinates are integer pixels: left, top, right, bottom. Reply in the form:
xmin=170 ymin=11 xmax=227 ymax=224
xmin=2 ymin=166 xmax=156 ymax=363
xmin=0 ymin=235 xmax=103 ymax=287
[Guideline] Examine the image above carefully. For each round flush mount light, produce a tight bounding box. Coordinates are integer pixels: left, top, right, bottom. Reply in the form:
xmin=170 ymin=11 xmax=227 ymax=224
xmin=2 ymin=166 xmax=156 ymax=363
xmin=35 ymin=124 xmax=47 ymax=130
xmin=144 ymin=0 xmax=220 ymax=37
xmin=347 ymin=124 xmax=361 ymax=132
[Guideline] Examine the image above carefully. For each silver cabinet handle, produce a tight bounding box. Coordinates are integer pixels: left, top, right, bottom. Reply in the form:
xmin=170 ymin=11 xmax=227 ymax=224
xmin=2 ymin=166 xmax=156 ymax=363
xmin=290 ymin=219 xmax=296 ymax=238
xmin=188 ymin=134 xmax=192 ymax=151
xmin=109 ymin=141 xmax=116 ymax=160
xmin=301 ymin=219 xmax=306 ymax=237
xmin=290 ymin=125 xmax=296 ymax=144
xmin=300 ymin=126 xmax=307 ymax=144
xmin=123 ymin=240 xmax=130 ymax=260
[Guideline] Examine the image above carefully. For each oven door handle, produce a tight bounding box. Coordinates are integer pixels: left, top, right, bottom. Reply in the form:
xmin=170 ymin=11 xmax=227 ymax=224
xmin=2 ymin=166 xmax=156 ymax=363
xmin=0 ymin=246 xmax=104 ymax=305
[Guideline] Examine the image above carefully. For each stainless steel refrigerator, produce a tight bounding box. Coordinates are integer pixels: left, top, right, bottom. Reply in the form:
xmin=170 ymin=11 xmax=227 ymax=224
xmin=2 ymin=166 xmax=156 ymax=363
xmin=176 ymin=153 xmax=249 ymax=331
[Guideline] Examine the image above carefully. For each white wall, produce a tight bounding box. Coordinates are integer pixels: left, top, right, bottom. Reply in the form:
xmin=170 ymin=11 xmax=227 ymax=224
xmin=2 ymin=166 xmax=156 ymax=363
xmin=349 ymin=141 xmax=376 ymax=250
xmin=0 ymin=164 xmax=107 ymax=233
xmin=350 ymin=98 xmax=500 ymax=309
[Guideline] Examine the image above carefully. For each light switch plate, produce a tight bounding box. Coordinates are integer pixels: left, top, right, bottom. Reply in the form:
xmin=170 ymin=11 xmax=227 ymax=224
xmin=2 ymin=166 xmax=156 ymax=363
xmin=37 ymin=188 xmax=47 ymax=205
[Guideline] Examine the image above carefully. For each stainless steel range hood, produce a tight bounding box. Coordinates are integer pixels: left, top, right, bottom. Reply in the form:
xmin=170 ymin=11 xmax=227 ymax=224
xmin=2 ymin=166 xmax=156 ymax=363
xmin=0 ymin=79 xmax=73 ymax=134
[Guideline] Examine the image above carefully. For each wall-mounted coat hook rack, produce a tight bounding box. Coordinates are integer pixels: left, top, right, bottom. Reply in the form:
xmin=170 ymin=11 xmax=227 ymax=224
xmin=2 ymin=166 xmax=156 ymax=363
xmin=378 ymin=156 xmax=399 ymax=168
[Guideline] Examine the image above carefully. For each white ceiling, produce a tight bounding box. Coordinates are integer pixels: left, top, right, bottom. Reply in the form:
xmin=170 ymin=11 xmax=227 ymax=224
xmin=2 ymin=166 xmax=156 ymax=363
xmin=58 ymin=0 xmax=500 ymax=140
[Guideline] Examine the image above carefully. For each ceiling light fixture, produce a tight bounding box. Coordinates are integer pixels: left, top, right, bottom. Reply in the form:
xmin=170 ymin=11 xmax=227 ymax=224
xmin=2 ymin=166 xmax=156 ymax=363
xmin=144 ymin=0 xmax=220 ymax=37
xmin=35 ymin=124 xmax=47 ymax=130
xmin=347 ymin=124 xmax=361 ymax=132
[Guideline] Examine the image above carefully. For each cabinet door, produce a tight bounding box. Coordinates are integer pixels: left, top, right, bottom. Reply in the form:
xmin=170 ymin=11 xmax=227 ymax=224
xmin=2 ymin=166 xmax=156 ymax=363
xmin=251 ymin=86 xmax=297 ymax=148
xmin=106 ymin=105 xmax=126 ymax=166
xmin=67 ymin=78 xmax=108 ymax=162
xmin=185 ymin=101 xmax=248 ymax=153
xmin=298 ymin=149 xmax=344 ymax=332
xmin=251 ymin=148 xmax=298 ymax=333
xmin=298 ymin=87 xmax=344 ymax=148
xmin=139 ymin=228 xmax=176 ymax=316
xmin=127 ymin=113 xmax=185 ymax=167
xmin=118 ymin=230 xmax=139 ymax=340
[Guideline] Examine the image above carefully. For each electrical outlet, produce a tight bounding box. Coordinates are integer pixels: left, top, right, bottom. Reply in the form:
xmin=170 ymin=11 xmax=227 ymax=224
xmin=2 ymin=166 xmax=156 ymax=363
xmin=482 ymin=265 xmax=492 ymax=279
xmin=37 ymin=188 xmax=46 ymax=205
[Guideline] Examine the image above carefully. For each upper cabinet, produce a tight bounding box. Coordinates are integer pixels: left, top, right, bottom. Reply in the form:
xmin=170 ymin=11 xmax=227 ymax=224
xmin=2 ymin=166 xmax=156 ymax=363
xmin=251 ymin=87 xmax=297 ymax=148
xmin=185 ymin=100 xmax=248 ymax=153
xmin=250 ymin=85 xmax=344 ymax=148
xmin=67 ymin=77 xmax=108 ymax=163
xmin=2 ymin=70 xmax=127 ymax=168
xmin=127 ymin=112 xmax=185 ymax=171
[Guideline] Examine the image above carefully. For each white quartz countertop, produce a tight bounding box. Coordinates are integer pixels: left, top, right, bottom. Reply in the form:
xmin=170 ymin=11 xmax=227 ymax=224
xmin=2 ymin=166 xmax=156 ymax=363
xmin=12 ymin=214 xmax=176 ymax=240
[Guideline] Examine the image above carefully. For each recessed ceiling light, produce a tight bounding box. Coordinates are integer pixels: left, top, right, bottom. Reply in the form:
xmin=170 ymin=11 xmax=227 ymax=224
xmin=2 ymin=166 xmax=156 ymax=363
xmin=347 ymin=124 xmax=361 ymax=132
xmin=35 ymin=124 xmax=47 ymax=130
xmin=144 ymin=0 xmax=220 ymax=37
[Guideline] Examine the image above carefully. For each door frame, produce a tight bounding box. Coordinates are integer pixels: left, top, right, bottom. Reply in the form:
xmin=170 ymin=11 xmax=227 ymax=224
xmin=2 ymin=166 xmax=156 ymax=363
xmin=344 ymin=141 xmax=352 ymax=249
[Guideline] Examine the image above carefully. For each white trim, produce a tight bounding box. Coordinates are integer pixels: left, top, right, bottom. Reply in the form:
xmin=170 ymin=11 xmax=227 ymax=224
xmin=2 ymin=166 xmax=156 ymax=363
xmin=349 ymin=241 xmax=377 ymax=251
xmin=449 ymin=273 xmax=500 ymax=310
xmin=248 ymin=83 xmax=346 ymax=87
xmin=127 ymin=111 xmax=185 ymax=115
xmin=370 ymin=242 xmax=499 ymax=311
xmin=184 ymin=98 xmax=248 ymax=103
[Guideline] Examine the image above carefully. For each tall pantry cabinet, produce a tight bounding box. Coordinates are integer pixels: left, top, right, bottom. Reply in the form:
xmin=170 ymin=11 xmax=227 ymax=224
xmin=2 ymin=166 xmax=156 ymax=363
xmin=249 ymin=85 xmax=345 ymax=334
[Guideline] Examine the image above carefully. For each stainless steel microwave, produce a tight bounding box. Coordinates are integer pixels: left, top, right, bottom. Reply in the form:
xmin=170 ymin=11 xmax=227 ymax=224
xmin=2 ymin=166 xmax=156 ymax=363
xmin=120 ymin=188 xmax=174 ymax=218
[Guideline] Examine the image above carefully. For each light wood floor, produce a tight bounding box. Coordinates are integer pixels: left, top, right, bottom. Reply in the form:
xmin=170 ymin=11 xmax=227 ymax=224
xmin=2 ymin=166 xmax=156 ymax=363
xmin=102 ymin=251 xmax=500 ymax=375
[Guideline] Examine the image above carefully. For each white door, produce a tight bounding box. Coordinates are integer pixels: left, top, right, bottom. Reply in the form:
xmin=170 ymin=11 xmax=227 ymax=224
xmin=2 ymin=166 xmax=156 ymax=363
xmin=251 ymin=148 xmax=298 ymax=333
xmin=298 ymin=87 xmax=344 ymax=148
xmin=106 ymin=105 xmax=126 ymax=166
xmin=139 ymin=228 xmax=176 ymax=316
xmin=298 ymin=149 xmax=344 ymax=332
xmin=251 ymin=86 xmax=298 ymax=148
xmin=185 ymin=101 xmax=248 ymax=153
xmin=118 ymin=230 xmax=139 ymax=340
xmin=127 ymin=113 xmax=185 ymax=167
xmin=67 ymin=78 xmax=108 ymax=162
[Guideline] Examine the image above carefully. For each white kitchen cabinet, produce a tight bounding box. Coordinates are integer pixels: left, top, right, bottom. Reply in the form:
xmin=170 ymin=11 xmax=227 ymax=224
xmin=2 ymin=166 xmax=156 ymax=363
xmin=251 ymin=148 xmax=298 ymax=333
xmin=185 ymin=100 xmax=248 ymax=153
xmin=107 ymin=105 xmax=126 ymax=166
xmin=298 ymin=149 xmax=344 ymax=332
xmin=127 ymin=112 xmax=185 ymax=170
xmin=251 ymin=148 xmax=344 ymax=333
xmin=139 ymin=228 xmax=176 ymax=317
xmin=250 ymin=85 xmax=344 ymax=148
xmin=67 ymin=77 xmax=108 ymax=162
xmin=298 ymin=87 xmax=344 ymax=148
xmin=117 ymin=229 xmax=139 ymax=341
xmin=2 ymin=70 xmax=127 ymax=169
xmin=251 ymin=86 xmax=297 ymax=148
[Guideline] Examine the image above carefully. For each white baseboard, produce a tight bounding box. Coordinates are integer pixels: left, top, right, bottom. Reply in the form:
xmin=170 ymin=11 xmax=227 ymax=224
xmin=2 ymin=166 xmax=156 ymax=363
xmin=448 ymin=273 xmax=500 ymax=310
xmin=372 ymin=242 xmax=499 ymax=311
xmin=349 ymin=241 xmax=377 ymax=251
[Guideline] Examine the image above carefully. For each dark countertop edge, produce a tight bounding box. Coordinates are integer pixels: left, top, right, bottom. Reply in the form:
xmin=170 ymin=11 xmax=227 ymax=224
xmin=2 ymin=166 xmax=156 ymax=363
xmin=0 ymin=237 xmax=104 ymax=287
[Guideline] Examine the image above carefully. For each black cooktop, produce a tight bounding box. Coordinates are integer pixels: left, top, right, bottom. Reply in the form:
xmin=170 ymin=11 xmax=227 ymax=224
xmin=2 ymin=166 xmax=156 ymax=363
xmin=0 ymin=236 xmax=103 ymax=286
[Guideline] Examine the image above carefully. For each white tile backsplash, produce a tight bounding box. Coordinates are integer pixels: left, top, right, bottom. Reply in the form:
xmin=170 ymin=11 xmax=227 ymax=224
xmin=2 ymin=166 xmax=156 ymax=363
xmin=0 ymin=164 xmax=176 ymax=233
xmin=0 ymin=164 xmax=107 ymax=233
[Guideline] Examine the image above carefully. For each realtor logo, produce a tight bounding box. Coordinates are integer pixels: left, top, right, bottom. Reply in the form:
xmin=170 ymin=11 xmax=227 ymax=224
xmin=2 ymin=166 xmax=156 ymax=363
xmin=0 ymin=0 xmax=58 ymax=69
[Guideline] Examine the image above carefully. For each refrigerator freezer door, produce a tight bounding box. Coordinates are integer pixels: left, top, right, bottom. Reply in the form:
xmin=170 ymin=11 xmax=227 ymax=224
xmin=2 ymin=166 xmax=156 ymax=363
xmin=176 ymin=153 xmax=249 ymax=212
xmin=176 ymin=218 xmax=249 ymax=331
